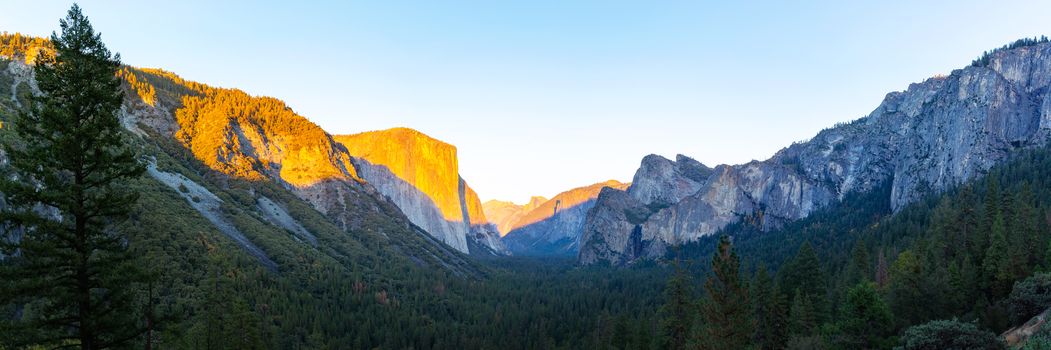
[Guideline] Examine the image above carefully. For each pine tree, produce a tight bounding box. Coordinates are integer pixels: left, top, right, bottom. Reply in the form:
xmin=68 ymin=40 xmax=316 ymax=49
xmin=846 ymin=240 xmax=872 ymax=285
xmin=875 ymin=249 xmax=889 ymax=289
xmin=0 ymin=5 xmax=147 ymax=350
xmin=659 ymin=260 xmax=696 ymax=350
xmin=699 ymin=236 xmax=754 ymax=350
xmin=779 ymin=241 xmax=827 ymax=321
xmin=611 ymin=315 xmax=632 ymax=350
xmin=836 ymin=282 xmax=894 ymax=349
xmin=788 ymin=289 xmax=816 ymax=338
xmin=752 ymin=264 xmax=788 ymax=350
xmin=983 ymin=212 xmax=1011 ymax=297
xmin=1012 ymin=182 xmax=1040 ymax=273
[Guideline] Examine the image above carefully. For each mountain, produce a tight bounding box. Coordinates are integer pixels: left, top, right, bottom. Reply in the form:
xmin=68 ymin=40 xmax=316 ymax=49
xmin=498 ymin=180 xmax=628 ymax=255
xmin=335 ymin=128 xmax=507 ymax=255
xmin=0 ymin=34 xmax=485 ymax=273
xmin=482 ymin=196 xmax=547 ymax=236
xmin=580 ymin=40 xmax=1051 ymax=265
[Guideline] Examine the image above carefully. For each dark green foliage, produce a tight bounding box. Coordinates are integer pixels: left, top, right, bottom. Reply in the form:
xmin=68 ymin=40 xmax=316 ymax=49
xmin=658 ymin=261 xmax=696 ymax=350
xmin=0 ymin=5 xmax=149 ymax=349
xmin=752 ymin=264 xmax=788 ymax=350
xmin=845 ymin=240 xmax=872 ymax=285
xmin=896 ymin=319 xmax=1002 ymax=350
xmin=698 ymin=236 xmax=754 ymax=350
xmin=836 ymin=282 xmax=894 ymax=349
xmin=779 ymin=242 xmax=827 ymax=322
xmin=887 ymin=250 xmax=941 ymax=327
xmin=1009 ymin=273 xmax=1051 ymax=325
xmin=788 ymin=289 xmax=817 ymax=338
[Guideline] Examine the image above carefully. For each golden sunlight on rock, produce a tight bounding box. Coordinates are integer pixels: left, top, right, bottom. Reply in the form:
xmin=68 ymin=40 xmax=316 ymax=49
xmin=335 ymin=128 xmax=467 ymax=223
xmin=508 ymin=180 xmax=628 ymax=233
xmin=482 ymin=196 xmax=547 ymax=237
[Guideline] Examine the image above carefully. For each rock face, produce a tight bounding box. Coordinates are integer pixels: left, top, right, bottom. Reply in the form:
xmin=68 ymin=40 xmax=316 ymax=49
xmin=482 ymin=196 xmax=547 ymax=236
xmin=498 ymin=180 xmax=629 ymax=256
xmin=335 ymin=129 xmax=507 ymax=255
xmin=581 ymin=42 xmax=1051 ymax=265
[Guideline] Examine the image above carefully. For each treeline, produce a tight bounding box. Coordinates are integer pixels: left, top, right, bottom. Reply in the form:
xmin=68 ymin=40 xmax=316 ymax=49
xmin=0 ymin=32 xmax=49 ymax=62
xmin=972 ymin=36 xmax=1050 ymax=67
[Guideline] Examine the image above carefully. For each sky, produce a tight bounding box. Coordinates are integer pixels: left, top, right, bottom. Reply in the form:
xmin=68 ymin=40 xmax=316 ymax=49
xmin=4 ymin=1 xmax=1051 ymax=204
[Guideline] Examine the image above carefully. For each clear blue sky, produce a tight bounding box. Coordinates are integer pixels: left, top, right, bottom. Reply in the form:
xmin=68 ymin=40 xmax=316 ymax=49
xmin=4 ymin=1 xmax=1051 ymax=203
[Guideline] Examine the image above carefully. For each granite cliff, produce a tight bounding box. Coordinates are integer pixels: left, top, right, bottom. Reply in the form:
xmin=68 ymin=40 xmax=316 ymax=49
xmin=335 ymin=128 xmax=507 ymax=255
xmin=580 ymin=41 xmax=1051 ymax=265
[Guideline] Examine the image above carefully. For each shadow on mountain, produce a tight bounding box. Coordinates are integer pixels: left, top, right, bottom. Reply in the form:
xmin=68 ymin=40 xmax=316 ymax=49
xmin=501 ymin=199 xmax=596 ymax=256
xmin=342 ymin=156 xmax=501 ymax=256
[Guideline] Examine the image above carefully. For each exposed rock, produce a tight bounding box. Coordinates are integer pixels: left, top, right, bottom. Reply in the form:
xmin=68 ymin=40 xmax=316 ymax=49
xmin=146 ymin=162 xmax=278 ymax=271
xmin=1002 ymin=307 xmax=1051 ymax=347
xmin=502 ymin=180 xmax=628 ymax=256
xmin=482 ymin=196 xmax=547 ymax=236
xmin=335 ymin=128 xmax=507 ymax=254
xmin=578 ymin=187 xmax=651 ymax=265
xmin=627 ymin=154 xmax=711 ymax=206
xmin=580 ymin=42 xmax=1051 ymax=265
xmin=257 ymin=195 xmax=317 ymax=246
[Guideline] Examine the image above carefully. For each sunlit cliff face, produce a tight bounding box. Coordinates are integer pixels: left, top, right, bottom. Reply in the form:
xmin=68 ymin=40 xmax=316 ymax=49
xmin=335 ymin=128 xmax=476 ymax=224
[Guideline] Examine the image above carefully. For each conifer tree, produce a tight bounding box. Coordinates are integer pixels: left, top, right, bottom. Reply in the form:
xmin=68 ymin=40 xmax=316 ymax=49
xmin=752 ymin=264 xmax=788 ymax=350
xmin=847 ymin=240 xmax=872 ymax=285
xmin=659 ymin=260 xmax=696 ymax=350
xmin=780 ymin=241 xmax=827 ymax=321
xmin=699 ymin=236 xmax=754 ymax=350
xmin=788 ymin=289 xmax=816 ymax=338
xmin=836 ymin=282 xmax=894 ymax=349
xmin=875 ymin=249 xmax=890 ymax=289
xmin=0 ymin=5 xmax=147 ymax=349
xmin=983 ymin=213 xmax=1012 ymax=297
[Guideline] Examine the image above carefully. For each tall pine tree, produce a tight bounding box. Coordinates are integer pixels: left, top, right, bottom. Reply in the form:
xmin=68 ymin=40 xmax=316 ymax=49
xmin=699 ymin=236 xmax=754 ymax=350
xmin=779 ymin=241 xmax=827 ymax=321
xmin=0 ymin=5 xmax=147 ymax=349
xmin=836 ymin=282 xmax=894 ymax=349
xmin=659 ymin=259 xmax=696 ymax=350
xmin=752 ymin=264 xmax=788 ymax=350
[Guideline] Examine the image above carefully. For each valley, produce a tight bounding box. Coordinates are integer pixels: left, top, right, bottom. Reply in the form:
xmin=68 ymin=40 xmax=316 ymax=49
xmin=3 ymin=6 xmax=1051 ymax=349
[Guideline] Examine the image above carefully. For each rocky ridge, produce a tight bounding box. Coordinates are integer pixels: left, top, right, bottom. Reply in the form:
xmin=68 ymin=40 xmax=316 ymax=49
xmin=580 ymin=42 xmax=1051 ymax=265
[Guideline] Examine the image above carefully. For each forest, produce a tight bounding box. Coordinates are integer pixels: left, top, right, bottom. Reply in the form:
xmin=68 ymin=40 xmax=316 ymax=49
xmin=3 ymin=6 xmax=1051 ymax=350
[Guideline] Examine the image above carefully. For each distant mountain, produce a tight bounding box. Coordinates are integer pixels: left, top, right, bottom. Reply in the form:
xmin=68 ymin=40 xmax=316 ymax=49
xmin=580 ymin=40 xmax=1051 ymax=265
xmin=335 ymin=128 xmax=507 ymax=255
xmin=482 ymin=196 xmax=547 ymax=236
xmin=491 ymin=180 xmax=628 ymax=256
